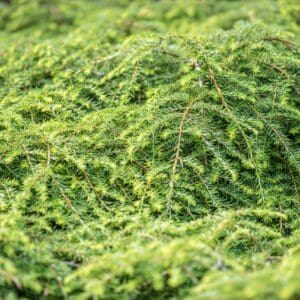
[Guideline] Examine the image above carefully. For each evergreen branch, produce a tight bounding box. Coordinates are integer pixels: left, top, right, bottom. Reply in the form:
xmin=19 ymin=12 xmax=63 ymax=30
xmin=0 ymin=269 xmax=22 ymax=290
xmin=167 ymin=99 xmax=195 ymax=216
xmin=95 ymin=52 xmax=122 ymax=64
xmin=288 ymin=167 xmax=300 ymax=201
xmin=266 ymin=63 xmax=291 ymax=78
xmin=62 ymin=142 xmax=111 ymax=211
xmin=21 ymin=144 xmax=34 ymax=173
xmin=51 ymin=174 xmax=87 ymax=228
xmin=263 ymin=37 xmax=296 ymax=48
xmin=208 ymin=66 xmax=226 ymax=108
xmin=0 ymin=183 xmax=11 ymax=200
xmin=194 ymin=169 xmax=216 ymax=206
xmin=208 ymin=65 xmax=265 ymax=202
xmin=81 ymin=168 xmax=111 ymax=211
xmin=46 ymin=145 xmax=89 ymax=228
xmin=140 ymin=181 xmax=151 ymax=210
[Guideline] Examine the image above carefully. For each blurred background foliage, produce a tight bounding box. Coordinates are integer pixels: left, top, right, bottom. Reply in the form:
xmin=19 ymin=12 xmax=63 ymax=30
xmin=0 ymin=0 xmax=299 ymax=38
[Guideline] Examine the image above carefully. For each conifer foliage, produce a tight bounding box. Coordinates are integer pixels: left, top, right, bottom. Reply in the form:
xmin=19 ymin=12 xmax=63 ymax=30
xmin=0 ymin=0 xmax=299 ymax=299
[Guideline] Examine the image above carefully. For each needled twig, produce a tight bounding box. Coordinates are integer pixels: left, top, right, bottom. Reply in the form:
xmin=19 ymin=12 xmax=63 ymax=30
xmin=0 ymin=269 xmax=22 ymax=290
xmin=47 ymin=145 xmax=90 ymax=231
xmin=279 ymin=205 xmax=283 ymax=234
xmin=95 ymin=52 xmax=121 ymax=64
xmin=266 ymin=63 xmax=290 ymax=78
xmin=81 ymin=169 xmax=111 ymax=211
xmin=167 ymin=99 xmax=195 ymax=215
xmin=51 ymin=175 xmax=86 ymax=227
xmin=63 ymin=141 xmax=111 ymax=211
xmin=208 ymin=65 xmax=265 ymax=202
xmin=208 ymin=66 xmax=226 ymax=108
xmin=22 ymin=144 xmax=34 ymax=173
xmin=263 ymin=37 xmax=296 ymax=48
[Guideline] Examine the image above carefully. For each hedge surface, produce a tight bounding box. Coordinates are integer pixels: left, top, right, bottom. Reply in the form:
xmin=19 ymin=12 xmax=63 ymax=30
xmin=0 ymin=0 xmax=299 ymax=299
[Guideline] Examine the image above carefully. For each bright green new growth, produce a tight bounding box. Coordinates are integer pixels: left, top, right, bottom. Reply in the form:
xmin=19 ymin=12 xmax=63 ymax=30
xmin=0 ymin=0 xmax=299 ymax=299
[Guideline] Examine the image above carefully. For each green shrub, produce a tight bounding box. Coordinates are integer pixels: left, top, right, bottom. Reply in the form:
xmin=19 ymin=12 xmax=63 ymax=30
xmin=0 ymin=0 xmax=299 ymax=299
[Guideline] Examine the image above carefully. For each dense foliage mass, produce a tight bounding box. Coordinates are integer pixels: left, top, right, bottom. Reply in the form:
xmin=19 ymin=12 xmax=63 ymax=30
xmin=0 ymin=0 xmax=299 ymax=299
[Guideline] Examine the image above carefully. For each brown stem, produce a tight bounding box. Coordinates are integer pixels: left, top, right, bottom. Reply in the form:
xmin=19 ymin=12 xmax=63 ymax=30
xmin=0 ymin=269 xmax=22 ymax=290
xmin=22 ymin=144 xmax=34 ymax=173
xmin=63 ymin=141 xmax=110 ymax=211
xmin=81 ymin=169 xmax=111 ymax=211
xmin=279 ymin=205 xmax=283 ymax=234
xmin=167 ymin=99 xmax=194 ymax=215
xmin=208 ymin=66 xmax=265 ymax=202
xmin=266 ymin=64 xmax=290 ymax=78
xmin=51 ymin=175 xmax=86 ymax=227
xmin=208 ymin=66 xmax=226 ymax=108
xmin=263 ymin=37 xmax=296 ymax=48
